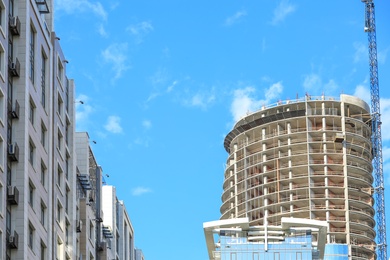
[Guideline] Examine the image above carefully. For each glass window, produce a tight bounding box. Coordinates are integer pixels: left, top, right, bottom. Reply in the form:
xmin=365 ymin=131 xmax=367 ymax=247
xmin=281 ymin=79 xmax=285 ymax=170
xmin=29 ymin=182 xmax=34 ymax=207
xmin=30 ymin=26 xmax=35 ymax=83
xmin=28 ymin=224 xmax=34 ymax=250
xmin=41 ymin=51 xmax=47 ymax=108
xmin=29 ymin=141 xmax=35 ymax=166
xmin=41 ymin=202 xmax=46 ymax=226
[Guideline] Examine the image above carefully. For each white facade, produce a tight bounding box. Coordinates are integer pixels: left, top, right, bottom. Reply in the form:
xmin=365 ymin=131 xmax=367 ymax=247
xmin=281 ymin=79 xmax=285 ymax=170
xmin=102 ymin=185 xmax=136 ymax=260
xmin=117 ymin=200 xmax=135 ymax=260
xmin=0 ymin=0 xmax=144 ymax=259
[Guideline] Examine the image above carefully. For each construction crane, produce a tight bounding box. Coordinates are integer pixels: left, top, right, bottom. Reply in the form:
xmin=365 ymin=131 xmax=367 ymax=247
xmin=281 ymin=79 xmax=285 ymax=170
xmin=361 ymin=0 xmax=387 ymax=259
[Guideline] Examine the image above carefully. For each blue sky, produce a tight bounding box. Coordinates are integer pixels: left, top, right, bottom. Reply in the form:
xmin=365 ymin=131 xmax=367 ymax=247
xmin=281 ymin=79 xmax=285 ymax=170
xmin=54 ymin=1 xmax=390 ymax=259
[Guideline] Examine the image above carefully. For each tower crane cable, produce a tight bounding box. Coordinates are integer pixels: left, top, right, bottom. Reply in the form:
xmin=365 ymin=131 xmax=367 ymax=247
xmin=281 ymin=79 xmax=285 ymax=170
xmin=362 ymin=1 xmax=387 ymax=259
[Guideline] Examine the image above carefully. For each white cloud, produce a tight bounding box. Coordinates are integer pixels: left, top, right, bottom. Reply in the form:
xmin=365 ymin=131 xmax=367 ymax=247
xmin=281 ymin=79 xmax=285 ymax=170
xmin=133 ymin=137 xmax=150 ymax=148
xmin=265 ymin=82 xmax=283 ymax=101
xmin=324 ymin=79 xmax=338 ymax=93
xmin=353 ymin=84 xmax=390 ymax=142
xmin=378 ymin=46 xmax=390 ymax=64
xmin=182 ymin=88 xmax=216 ymax=110
xmin=353 ymin=84 xmax=370 ymax=104
xmin=55 ymin=0 xmax=108 ymax=20
xmin=97 ymin=24 xmax=108 ymax=37
xmin=383 ymin=146 xmax=390 ymax=185
xmin=126 ymin=21 xmax=154 ymax=43
xmin=189 ymin=93 xmax=216 ymax=110
xmin=132 ymin=187 xmax=152 ymax=196
xmin=142 ymin=120 xmax=152 ymax=130
xmin=353 ymin=42 xmax=367 ymax=63
xmin=230 ymin=82 xmax=284 ymax=122
xmin=101 ymin=43 xmax=130 ymax=80
xmin=271 ymin=0 xmax=296 ymax=25
xmin=104 ymin=116 xmax=123 ymax=134
xmin=231 ymin=87 xmax=260 ymax=122
xmin=225 ymin=10 xmax=247 ymax=26
xmin=380 ymin=97 xmax=390 ymax=141
xmin=303 ymin=73 xmax=321 ymax=91
xmin=167 ymin=80 xmax=178 ymax=93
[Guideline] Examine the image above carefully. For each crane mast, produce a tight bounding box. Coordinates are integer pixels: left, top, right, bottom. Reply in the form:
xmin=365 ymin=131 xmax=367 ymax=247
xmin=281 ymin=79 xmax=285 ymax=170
xmin=362 ymin=1 xmax=387 ymax=259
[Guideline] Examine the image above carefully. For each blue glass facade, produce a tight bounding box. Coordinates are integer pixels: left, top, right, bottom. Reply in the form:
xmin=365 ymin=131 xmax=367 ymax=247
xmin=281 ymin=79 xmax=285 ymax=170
xmin=218 ymin=231 xmax=318 ymax=260
xmin=324 ymin=244 xmax=349 ymax=260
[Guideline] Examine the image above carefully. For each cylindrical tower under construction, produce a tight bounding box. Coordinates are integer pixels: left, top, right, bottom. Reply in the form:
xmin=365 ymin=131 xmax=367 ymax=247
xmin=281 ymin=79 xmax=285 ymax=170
xmin=221 ymin=94 xmax=375 ymax=259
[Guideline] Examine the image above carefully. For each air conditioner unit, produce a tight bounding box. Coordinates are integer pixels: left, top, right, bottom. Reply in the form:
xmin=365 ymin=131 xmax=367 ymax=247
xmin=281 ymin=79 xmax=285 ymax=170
xmin=8 ymin=58 xmax=20 ymax=77
xmin=89 ymin=190 xmax=95 ymax=202
xmin=8 ymin=143 xmax=19 ymax=162
xmin=9 ymin=16 xmax=21 ymax=35
xmin=7 ymin=186 xmax=19 ymax=205
xmin=7 ymin=230 xmax=19 ymax=249
xmin=98 ymin=242 xmax=107 ymax=251
xmin=10 ymin=100 xmax=20 ymax=119
xmin=76 ymin=220 xmax=83 ymax=233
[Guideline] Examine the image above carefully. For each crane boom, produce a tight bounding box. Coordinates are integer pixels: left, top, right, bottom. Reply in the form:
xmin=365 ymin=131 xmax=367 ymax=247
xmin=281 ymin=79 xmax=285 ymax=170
xmin=362 ymin=1 xmax=387 ymax=259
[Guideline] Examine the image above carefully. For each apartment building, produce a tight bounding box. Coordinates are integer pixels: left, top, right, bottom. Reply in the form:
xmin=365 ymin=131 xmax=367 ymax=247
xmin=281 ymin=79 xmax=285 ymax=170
xmin=1 ymin=0 xmax=79 ymax=258
xmin=135 ymin=249 xmax=145 ymax=260
xmin=117 ymin=199 xmax=135 ymax=260
xmin=0 ymin=0 xmax=143 ymax=258
xmin=102 ymin=186 xmax=135 ymax=260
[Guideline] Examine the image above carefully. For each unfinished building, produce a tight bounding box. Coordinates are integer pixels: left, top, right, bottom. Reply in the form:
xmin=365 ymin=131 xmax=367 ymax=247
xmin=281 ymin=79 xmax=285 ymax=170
xmin=220 ymin=94 xmax=375 ymax=259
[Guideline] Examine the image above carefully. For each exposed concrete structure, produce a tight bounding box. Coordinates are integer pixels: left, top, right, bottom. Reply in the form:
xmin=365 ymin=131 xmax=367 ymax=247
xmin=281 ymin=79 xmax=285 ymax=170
xmin=221 ymin=94 xmax=375 ymax=259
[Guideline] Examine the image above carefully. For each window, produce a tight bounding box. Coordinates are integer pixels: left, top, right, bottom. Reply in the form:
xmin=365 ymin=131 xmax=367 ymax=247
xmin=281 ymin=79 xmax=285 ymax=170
xmin=29 ymin=181 xmax=34 ymax=207
xmin=41 ymin=161 xmax=47 ymax=188
xmin=65 ymin=189 xmax=69 ymax=214
xmin=0 ymin=182 xmax=3 ymax=215
xmin=57 ymin=94 xmax=63 ymax=116
xmin=57 ymin=237 xmax=63 ymax=260
xmin=0 ymin=230 xmax=3 ymax=257
xmin=65 ymin=156 xmax=69 ymax=180
xmin=29 ymin=140 xmax=35 ymax=166
xmin=65 ymin=78 xmax=69 ymax=112
xmin=65 ymin=121 xmax=69 ymax=146
xmin=57 ymin=201 xmax=62 ymax=224
xmin=0 ymin=1 xmax=4 ymax=30
xmin=41 ymin=122 xmax=47 ymax=148
xmin=40 ymin=202 xmax=46 ymax=226
xmin=58 ymin=57 xmax=63 ymax=83
xmin=30 ymin=25 xmax=35 ymax=83
xmin=41 ymin=50 xmax=47 ymax=108
xmin=57 ymin=131 xmax=62 ymax=151
xmin=6 ymin=208 xmax=10 ymax=232
xmin=0 ymin=42 xmax=4 ymax=79
xmin=0 ymin=135 xmax=4 ymax=169
xmin=57 ymin=165 xmax=63 ymax=188
xmin=65 ymin=222 xmax=69 ymax=246
xmin=116 ymin=232 xmax=119 ymax=253
xmin=40 ymin=241 xmax=46 ymax=260
xmin=89 ymin=220 xmax=94 ymax=241
xmin=28 ymin=224 xmax=34 ymax=250
xmin=8 ymin=0 xmax=13 ymax=16
xmin=29 ymin=98 xmax=35 ymax=125
xmin=0 ymin=89 xmax=4 ymax=124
